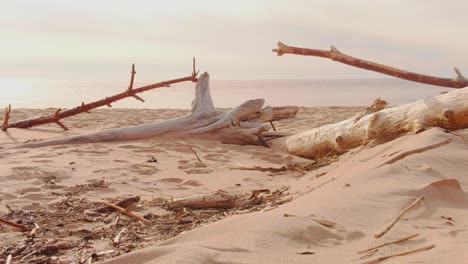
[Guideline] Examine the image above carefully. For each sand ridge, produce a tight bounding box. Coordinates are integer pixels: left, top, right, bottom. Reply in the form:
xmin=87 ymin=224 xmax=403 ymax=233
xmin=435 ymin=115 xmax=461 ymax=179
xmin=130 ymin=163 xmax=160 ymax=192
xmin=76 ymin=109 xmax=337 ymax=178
xmin=1 ymin=107 xmax=467 ymax=263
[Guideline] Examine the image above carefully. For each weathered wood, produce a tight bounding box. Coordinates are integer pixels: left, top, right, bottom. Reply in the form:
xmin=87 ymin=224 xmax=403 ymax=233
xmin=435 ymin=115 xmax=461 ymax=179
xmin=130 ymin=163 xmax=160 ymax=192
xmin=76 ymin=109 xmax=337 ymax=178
xmin=1 ymin=104 xmax=11 ymax=131
xmin=271 ymin=88 xmax=468 ymax=158
xmin=170 ymin=190 xmax=240 ymax=209
xmin=18 ymin=72 xmax=296 ymax=148
xmin=273 ymin=42 xmax=468 ymax=88
xmin=4 ymin=62 xmax=199 ymax=130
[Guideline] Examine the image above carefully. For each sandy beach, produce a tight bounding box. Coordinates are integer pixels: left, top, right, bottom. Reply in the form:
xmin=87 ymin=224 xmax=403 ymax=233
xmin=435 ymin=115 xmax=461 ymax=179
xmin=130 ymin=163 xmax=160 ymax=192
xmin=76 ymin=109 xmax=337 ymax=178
xmin=1 ymin=105 xmax=467 ymax=263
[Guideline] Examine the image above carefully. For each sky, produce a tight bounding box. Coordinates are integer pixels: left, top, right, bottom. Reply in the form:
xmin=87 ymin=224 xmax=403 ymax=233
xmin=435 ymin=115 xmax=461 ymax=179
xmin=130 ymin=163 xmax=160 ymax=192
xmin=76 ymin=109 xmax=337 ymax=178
xmin=1 ymin=0 xmax=467 ymax=81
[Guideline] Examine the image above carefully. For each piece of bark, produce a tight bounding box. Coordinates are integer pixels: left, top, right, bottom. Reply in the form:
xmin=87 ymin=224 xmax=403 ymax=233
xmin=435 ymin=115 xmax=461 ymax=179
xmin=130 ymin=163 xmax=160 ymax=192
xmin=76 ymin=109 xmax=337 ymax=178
xmin=375 ymin=196 xmax=424 ymax=238
xmin=4 ymin=62 xmax=199 ymax=130
xmin=273 ymin=42 xmax=468 ymax=88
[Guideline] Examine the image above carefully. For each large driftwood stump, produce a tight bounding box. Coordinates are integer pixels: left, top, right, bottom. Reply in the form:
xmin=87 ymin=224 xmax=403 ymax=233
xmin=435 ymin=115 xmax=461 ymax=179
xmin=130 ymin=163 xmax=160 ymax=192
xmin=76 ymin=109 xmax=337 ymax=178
xmin=270 ymin=88 xmax=468 ymax=158
xmin=19 ymin=72 xmax=296 ymax=148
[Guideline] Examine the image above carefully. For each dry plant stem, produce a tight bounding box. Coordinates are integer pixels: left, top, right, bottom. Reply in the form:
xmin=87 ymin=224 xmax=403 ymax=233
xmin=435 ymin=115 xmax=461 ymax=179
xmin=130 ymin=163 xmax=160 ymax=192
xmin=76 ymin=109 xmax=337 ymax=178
xmin=358 ymin=233 xmax=419 ymax=254
xmin=113 ymin=228 xmax=127 ymax=246
xmin=99 ymin=201 xmax=149 ymax=223
xmin=273 ymin=42 xmax=468 ymax=88
xmin=4 ymin=61 xmax=198 ymax=130
xmin=1 ymin=104 xmax=11 ymax=131
xmin=171 ymin=191 xmax=240 ymax=209
xmin=362 ymin=244 xmax=435 ymax=264
xmin=189 ymin=147 xmax=203 ymax=163
xmin=0 ymin=217 xmax=31 ymax=232
xmin=375 ymin=196 xmax=424 ymax=238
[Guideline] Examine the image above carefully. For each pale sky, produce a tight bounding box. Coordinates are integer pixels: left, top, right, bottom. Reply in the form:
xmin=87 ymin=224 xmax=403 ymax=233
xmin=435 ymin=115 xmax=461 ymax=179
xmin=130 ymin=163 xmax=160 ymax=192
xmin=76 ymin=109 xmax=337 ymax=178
xmin=1 ymin=0 xmax=467 ymax=80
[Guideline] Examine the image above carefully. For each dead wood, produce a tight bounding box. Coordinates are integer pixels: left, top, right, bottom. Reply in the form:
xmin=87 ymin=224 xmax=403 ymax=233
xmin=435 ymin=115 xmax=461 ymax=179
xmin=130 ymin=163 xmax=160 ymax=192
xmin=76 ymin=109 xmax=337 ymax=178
xmin=1 ymin=104 xmax=11 ymax=131
xmin=0 ymin=217 xmax=32 ymax=232
xmin=358 ymin=233 xmax=419 ymax=254
xmin=95 ymin=196 xmax=141 ymax=214
xmin=271 ymin=88 xmax=468 ymax=159
xmin=3 ymin=60 xmax=199 ymax=131
xmin=273 ymin=42 xmax=468 ymax=88
xmin=98 ymin=201 xmax=149 ymax=223
xmin=170 ymin=190 xmax=240 ymax=209
xmin=375 ymin=196 xmax=424 ymax=238
xmin=18 ymin=72 xmax=298 ymax=149
xmin=362 ymin=244 xmax=435 ymax=264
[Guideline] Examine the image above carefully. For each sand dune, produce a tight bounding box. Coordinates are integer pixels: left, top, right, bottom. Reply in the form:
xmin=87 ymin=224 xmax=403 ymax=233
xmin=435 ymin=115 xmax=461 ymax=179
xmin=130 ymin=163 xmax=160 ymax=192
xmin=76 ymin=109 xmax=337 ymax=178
xmin=1 ymin=108 xmax=467 ymax=263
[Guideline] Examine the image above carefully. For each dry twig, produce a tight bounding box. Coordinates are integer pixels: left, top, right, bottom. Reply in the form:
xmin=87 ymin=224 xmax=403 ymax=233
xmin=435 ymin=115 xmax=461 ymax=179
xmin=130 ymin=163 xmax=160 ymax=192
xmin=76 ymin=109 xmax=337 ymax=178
xmin=0 ymin=217 xmax=31 ymax=232
xmin=358 ymin=233 xmax=419 ymax=254
xmin=98 ymin=201 xmax=149 ymax=223
xmin=3 ymin=60 xmax=198 ymax=130
xmin=375 ymin=196 xmax=424 ymax=238
xmin=1 ymin=104 xmax=11 ymax=131
xmin=362 ymin=244 xmax=435 ymax=264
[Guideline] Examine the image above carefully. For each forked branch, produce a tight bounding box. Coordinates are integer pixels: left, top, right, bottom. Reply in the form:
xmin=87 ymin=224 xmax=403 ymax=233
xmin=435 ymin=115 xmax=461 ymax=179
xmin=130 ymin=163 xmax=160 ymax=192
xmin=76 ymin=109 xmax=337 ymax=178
xmin=3 ymin=59 xmax=199 ymax=131
xmin=273 ymin=42 xmax=468 ymax=88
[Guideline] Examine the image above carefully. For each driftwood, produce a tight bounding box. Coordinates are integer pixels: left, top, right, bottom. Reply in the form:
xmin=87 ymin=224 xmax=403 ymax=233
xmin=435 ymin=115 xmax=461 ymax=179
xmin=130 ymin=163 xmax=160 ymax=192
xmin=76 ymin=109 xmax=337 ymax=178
xmin=362 ymin=244 xmax=435 ymax=264
xmin=0 ymin=217 xmax=31 ymax=232
xmin=98 ymin=201 xmax=149 ymax=223
xmin=11 ymin=68 xmax=468 ymax=162
xmin=270 ymin=88 xmax=468 ymax=158
xmin=170 ymin=191 xmax=241 ymax=209
xmin=18 ymin=72 xmax=298 ymax=148
xmin=273 ymin=42 xmax=468 ymax=88
xmin=375 ymin=196 xmax=424 ymax=238
xmin=358 ymin=233 xmax=419 ymax=254
xmin=2 ymin=60 xmax=199 ymax=131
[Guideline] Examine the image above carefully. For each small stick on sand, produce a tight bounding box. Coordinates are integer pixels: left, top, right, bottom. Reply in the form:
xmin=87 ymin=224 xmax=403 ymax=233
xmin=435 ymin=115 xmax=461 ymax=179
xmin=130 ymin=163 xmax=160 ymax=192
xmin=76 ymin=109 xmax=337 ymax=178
xmin=0 ymin=217 xmax=31 ymax=232
xmin=98 ymin=201 xmax=149 ymax=223
xmin=375 ymin=196 xmax=424 ymax=238
xmin=6 ymin=254 xmax=12 ymax=264
xmin=361 ymin=244 xmax=435 ymax=264
xmin=358 ymin=233 xmax=419 ymax=254
xmin=189 ymin=147 xmax=203 ymax=163
xmin=113 ymin=227 xmax=127 ymax=246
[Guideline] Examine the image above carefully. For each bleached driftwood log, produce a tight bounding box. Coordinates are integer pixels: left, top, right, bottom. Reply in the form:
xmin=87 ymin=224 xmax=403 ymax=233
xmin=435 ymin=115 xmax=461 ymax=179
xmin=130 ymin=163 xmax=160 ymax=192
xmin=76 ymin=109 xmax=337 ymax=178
xmin=15 ymin=72 xmax=468 ymax=160
xmin=270 ymin=88 xmax=468 ymax=158
xmin=18 ymin=72 xmax=296 ymax=148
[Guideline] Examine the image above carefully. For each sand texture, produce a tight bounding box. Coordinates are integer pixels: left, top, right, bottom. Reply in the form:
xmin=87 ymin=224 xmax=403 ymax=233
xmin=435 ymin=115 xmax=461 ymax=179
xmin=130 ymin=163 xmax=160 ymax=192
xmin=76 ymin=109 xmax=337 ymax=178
xmin=1 ymin=107 xmax=467 ymax=263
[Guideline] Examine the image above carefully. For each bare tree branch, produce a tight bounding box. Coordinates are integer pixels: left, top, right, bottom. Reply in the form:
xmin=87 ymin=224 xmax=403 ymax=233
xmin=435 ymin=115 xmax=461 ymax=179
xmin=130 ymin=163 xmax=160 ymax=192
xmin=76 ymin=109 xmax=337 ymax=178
xmin=272 ymin=42 xmax=468 ymax=89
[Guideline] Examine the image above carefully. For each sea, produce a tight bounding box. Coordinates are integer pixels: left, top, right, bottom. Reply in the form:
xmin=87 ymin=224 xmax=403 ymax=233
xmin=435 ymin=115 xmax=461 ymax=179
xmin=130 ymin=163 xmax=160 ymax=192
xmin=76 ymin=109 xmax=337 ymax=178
xmin=0 ymin=78 xmax=452 ymax=109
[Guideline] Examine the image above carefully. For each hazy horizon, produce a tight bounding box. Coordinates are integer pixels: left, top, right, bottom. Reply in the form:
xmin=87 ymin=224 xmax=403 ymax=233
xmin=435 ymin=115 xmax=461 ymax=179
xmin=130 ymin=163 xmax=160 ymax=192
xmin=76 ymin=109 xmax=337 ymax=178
xmin=1 ymin=0 xmax=467 ymax=81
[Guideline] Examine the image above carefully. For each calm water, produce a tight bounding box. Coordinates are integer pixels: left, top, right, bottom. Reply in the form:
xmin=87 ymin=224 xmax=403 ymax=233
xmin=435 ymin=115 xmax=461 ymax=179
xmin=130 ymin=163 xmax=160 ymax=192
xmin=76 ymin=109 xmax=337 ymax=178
xmin=0 ymin=78 xmax=451 ymax=109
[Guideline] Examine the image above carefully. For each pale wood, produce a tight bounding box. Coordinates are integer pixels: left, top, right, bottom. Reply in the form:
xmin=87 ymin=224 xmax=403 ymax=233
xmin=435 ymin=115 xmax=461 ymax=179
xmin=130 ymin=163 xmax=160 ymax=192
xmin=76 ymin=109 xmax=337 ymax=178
xmin=170 ymin=190 xmax=240 ymax=209
xmin=375 ymin=196 xmax=424 ymax=239
xmin=18 ymin=72 xmax=297 ymax=149
xmin=273 ymin=42 xmax=468 ymax=88
xmin=271 ymin=88 xmax=468 ymax=158
xmin=357 ymin=233 xmax=419 ymax=254
xmin=362 ymin=244 xmax=435 ymax=264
